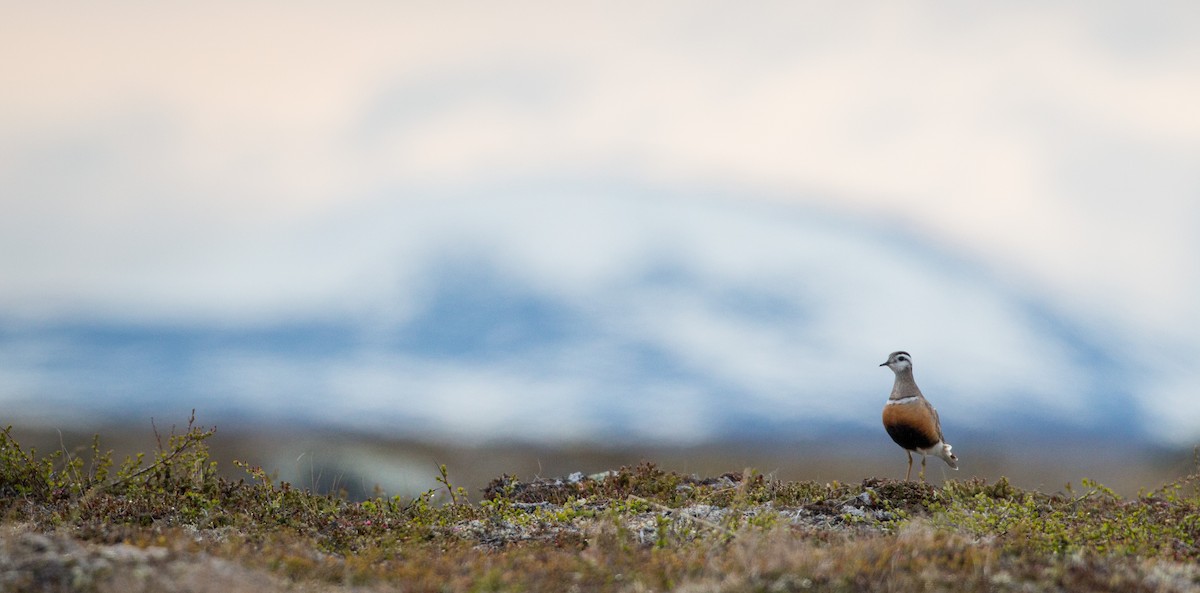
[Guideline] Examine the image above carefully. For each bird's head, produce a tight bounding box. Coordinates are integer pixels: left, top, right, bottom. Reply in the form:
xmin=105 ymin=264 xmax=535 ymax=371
xmin=879 ymin=351 xmax=913 ymax=372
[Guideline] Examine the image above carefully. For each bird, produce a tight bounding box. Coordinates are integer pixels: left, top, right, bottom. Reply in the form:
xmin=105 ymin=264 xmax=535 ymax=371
xmin=880 ymin=351 xmax=958 ymax=481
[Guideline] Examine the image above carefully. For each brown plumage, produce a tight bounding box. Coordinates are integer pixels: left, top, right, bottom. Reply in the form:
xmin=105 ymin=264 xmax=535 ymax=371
xmin=882 ymin=399 xmax=942 ymax=451
xmin=880 ymin=351 xmax=958 ymax=481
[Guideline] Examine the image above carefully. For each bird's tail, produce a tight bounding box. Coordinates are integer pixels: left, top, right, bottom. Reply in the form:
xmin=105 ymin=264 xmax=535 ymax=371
xmin=939 ymin=443 xmax=959 ymax=470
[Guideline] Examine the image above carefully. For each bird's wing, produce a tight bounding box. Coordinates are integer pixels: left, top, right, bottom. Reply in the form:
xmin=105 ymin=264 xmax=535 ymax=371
xmin=927 ymin=400 xmax=946 ymax=441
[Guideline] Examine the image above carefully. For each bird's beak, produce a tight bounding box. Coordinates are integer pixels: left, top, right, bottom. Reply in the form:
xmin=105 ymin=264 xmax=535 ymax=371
xmin=879 ymin=362 xmax=888 ymax=367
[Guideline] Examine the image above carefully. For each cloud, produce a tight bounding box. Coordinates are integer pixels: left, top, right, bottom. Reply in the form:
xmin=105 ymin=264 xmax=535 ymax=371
xmin=3 ymin=3 xmax=1197 ymax=334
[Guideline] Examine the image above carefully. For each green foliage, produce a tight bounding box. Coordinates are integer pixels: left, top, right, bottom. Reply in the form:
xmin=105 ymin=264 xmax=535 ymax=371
xmin=437 ymin=462 xmax=469 ymax=505
xmin=934 ymin=475 xmax=1200 ymax=559
xmin=1 ymin=412 xmax=217 ymax=504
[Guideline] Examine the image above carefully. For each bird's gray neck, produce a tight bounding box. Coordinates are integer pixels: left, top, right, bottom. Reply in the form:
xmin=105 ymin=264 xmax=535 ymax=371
xmin=889 ymin=369 xmax=924 ymax=400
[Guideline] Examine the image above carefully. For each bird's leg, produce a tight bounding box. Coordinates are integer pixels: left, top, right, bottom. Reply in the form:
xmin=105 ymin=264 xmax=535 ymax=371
xmin=919 ymin=455 xmax=927 ymax=482
xmin=905 ymin=451 xmax=913 ymax=481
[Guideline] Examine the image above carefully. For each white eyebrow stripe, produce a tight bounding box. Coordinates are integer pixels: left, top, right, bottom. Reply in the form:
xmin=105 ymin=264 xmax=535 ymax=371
xmin=886 ymin=396 xmax=920 ymax=405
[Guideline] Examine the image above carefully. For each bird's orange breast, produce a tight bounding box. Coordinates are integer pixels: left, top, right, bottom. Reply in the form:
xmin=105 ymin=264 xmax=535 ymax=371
xmin=882 ymin=400 xmax=940 ymax=451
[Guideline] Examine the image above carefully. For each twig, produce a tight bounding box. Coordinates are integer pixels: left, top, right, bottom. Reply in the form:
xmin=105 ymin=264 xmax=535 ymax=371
xmin=56 ymin=429 xmax=82 ymax=486
xmin=104 ymin=432 xmax=200 ymax=491
xmin=104 ymin=412 xmax=210 ymax=492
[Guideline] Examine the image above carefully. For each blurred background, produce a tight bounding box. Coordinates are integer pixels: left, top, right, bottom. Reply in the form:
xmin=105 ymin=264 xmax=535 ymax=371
xmin=2 ymin=2 xmax=1198 ymax=499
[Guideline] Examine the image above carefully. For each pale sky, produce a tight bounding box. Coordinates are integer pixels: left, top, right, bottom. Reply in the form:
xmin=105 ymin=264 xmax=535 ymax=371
xmin=2 ymin=2 xmax=1199 ymax=440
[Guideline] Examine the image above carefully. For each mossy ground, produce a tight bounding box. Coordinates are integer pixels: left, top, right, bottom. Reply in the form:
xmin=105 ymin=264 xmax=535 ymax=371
xmin=2 ymin=419 xmax=1199 ymax=592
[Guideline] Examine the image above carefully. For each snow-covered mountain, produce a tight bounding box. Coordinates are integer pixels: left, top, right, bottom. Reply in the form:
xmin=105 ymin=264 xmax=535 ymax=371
xmin=0 ymin=187 xmax=1175 ymax=447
